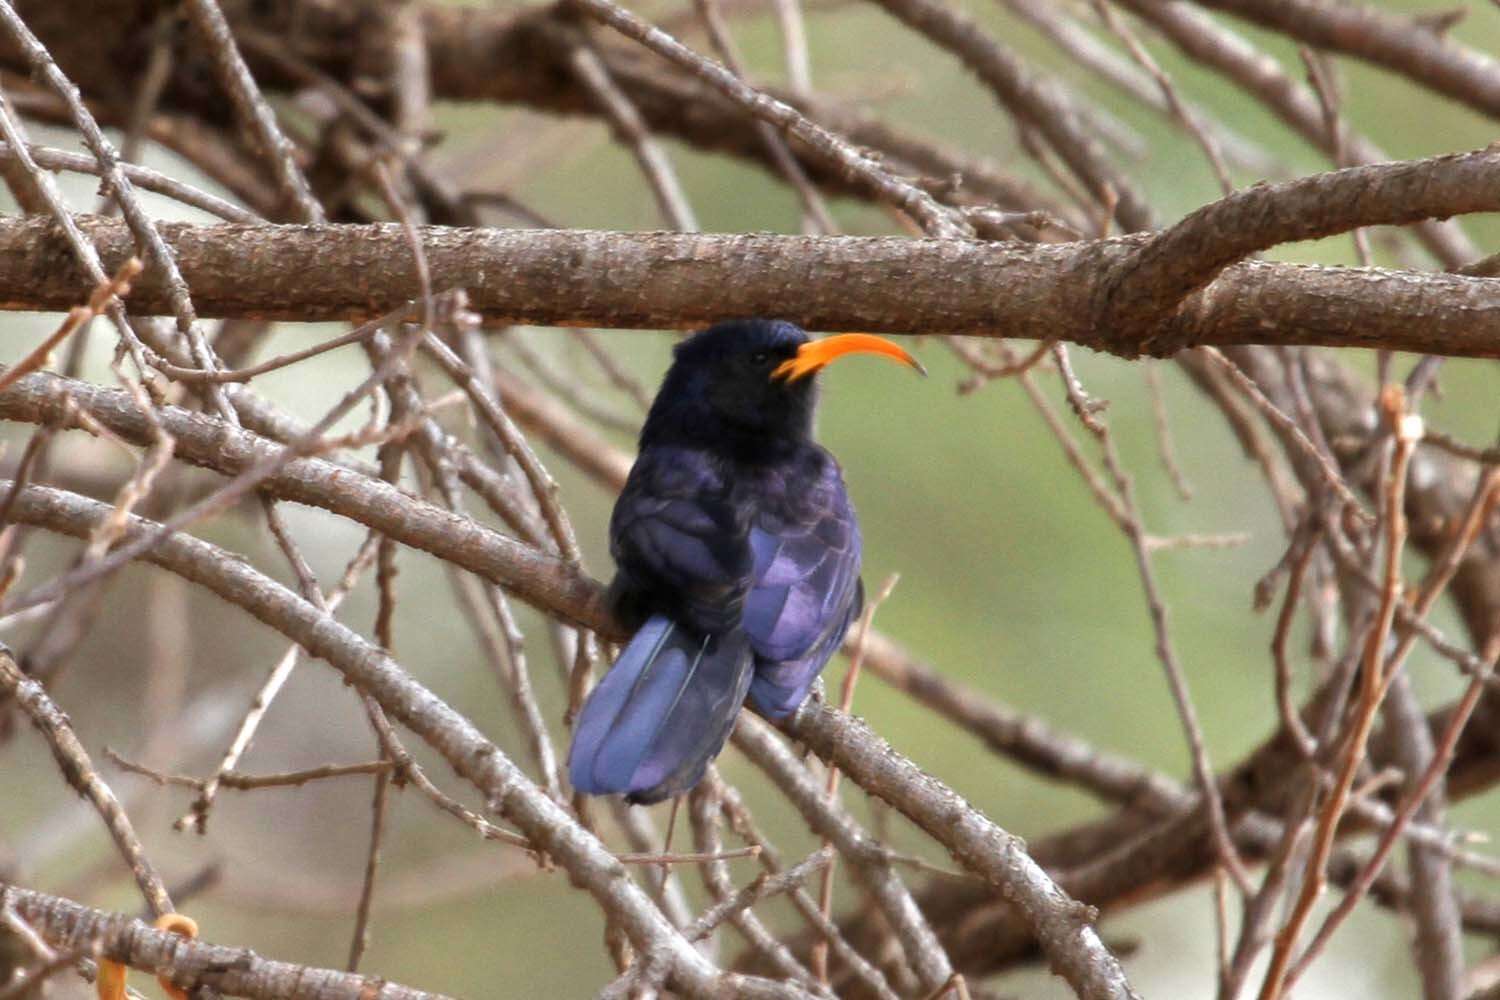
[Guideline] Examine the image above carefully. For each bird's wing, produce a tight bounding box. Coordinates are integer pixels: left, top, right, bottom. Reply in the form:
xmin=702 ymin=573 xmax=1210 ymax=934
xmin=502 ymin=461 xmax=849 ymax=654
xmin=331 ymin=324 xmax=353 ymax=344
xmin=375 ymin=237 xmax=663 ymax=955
xmin=741 ymin=452 xmax=862 ymax=717
xmin=609 ymin=445 xmax=754 ymax=634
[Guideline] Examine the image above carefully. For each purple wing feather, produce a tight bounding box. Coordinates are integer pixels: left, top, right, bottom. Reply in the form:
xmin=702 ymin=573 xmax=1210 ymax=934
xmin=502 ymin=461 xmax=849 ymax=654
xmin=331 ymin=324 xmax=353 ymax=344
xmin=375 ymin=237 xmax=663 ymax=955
xmin=742 ymin=453 xmax=863 ymax=718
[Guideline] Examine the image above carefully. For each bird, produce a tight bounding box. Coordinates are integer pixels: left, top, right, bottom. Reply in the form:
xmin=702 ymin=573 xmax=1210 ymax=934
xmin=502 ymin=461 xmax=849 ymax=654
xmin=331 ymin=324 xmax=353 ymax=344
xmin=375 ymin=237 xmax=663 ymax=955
xmin=567 ymin=318 xmax=924 ymax=804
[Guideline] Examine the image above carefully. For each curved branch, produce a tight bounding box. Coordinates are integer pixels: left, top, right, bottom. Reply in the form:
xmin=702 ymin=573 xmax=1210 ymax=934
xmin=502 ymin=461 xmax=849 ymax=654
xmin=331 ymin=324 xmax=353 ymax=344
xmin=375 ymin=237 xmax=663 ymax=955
xmin=3 ymin=212 xmax=1500 ymax=357
xmin=1097 ymin=146 xmax=1500 ymax=347
xmin=1190 ymin=0 xmax=1500 ymax=121
xmin=1111 ymin=0 xmax=1475 ymax=267
xmin=1 ymin=885 xmax=452 ymax=1000
xmin=1098 ymin=146 xmax=1500 ymax=346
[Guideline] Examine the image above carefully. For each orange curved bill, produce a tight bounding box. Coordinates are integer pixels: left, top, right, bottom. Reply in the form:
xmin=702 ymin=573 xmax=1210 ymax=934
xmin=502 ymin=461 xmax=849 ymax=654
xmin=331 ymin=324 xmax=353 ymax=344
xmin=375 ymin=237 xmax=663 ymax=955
xmin=772 ymin=333 xmax=927 ymax=382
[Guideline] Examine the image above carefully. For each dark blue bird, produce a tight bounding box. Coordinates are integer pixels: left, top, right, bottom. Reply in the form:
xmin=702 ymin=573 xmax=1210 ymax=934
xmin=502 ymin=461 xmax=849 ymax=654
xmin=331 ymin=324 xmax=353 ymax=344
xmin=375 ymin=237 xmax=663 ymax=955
xmin=568 ymin=319 xmax=923 ymax=804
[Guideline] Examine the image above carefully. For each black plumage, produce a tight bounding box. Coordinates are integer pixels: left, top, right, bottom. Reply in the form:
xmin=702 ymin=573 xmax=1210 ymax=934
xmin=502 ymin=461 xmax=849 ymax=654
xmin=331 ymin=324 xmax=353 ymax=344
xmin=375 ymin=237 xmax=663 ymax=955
xmin=568 ymin=319 xmax=920 ymax=803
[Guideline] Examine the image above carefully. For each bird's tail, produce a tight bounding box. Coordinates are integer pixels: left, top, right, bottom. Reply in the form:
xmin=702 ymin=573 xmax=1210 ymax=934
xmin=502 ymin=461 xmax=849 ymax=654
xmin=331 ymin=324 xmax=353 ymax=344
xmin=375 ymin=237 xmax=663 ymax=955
xmin=569 ymin=615 xmax=753 ymax=804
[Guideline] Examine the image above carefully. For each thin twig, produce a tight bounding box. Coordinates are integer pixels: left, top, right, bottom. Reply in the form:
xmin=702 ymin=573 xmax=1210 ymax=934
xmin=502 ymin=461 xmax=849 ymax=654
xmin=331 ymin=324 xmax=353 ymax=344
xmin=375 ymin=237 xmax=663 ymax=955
xmin=0 ymin=141 xmax=258 ymax=222
xmin=813 ymin=572 xmax=898 ymax=986
xmin=713 ymin=778 xmax=901 ymax=1000
xmin=685 ymin=782 xmax=816 ymax=985
xmin=565 ymin=31 xmax=700 ymax=232
xmin=686 ymin=846 xmax=834 ymax=942
xmin=571 ymin=0 xmax=969 ymax=238
xmin=692 ymin=0 xmax=837 ymax=233
xmin=1 ymin=308 xmax=426 ymax=619
xmin=1141 ymin=362 xmax=1194 ymax=501
xmin=1201 ymin=347 xmax=1369 ymax=520
xmin=180 ymin=0 xmax=324 ymax=223
xmin=0 ymin=6 xmax=237 ymax=419
xmin=1053 ymin=345 xmax=1251 ymax=894
xmin=0 ymin=258 xmax=142 ymax=395
xmin=108 ymin=750 xmax=396 ymax=792
xmin=177 ymin=531 xmax=381 ymax=832
xmin=0 ymin=650 xmax=172 ymax=918
xmin=1090 ymin=0 xmax=1233 ymax=194
xmin=1256 ymin=388 xmax=1421 ymax=1000
xmin=1269 ymin=524 xmax=1321 ymax=758
xmin=1284 ymin=468 xmax=1500 ymax=990
xmin=734 ymin=714 xmax=958 ymax=997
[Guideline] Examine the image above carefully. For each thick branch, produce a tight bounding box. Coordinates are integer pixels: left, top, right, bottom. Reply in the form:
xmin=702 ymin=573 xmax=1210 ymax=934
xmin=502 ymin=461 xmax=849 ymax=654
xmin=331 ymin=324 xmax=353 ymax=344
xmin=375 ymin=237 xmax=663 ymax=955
xmin=2 ymin=215 xmax=1500 ymax=358
xmin=1098 ymin=147 xmax=1500 ymax=346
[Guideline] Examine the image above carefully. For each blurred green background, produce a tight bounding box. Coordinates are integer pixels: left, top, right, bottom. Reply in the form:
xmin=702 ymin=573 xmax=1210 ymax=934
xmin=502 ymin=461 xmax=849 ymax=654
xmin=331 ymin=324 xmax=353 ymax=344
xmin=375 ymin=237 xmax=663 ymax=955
xmin=2 ymin=0 xmax=1498 ymax=996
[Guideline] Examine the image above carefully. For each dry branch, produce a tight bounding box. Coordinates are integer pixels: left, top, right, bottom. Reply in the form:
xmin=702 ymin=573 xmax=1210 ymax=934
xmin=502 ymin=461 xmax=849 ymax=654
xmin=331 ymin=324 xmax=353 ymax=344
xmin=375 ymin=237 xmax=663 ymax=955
xmin=1 ymin=885 xmax=452 ymax=1000
xmin=0 ymin=481 xmax=812 ymax=1000
xmin=0 ymin=478 xmax=1136 ymax=998
xmin=0 ymin=214 xmax=1499 ymax=357
xmin=2 ymin=3 xmax=1499 ymax=996
xmin=1189 ymin=0 xmax=1500 ymax=120
xmin=0 ymin=2 xmax=1046 ymax=218
xmin=1098 ymin=148 xmax=1500 ymax=345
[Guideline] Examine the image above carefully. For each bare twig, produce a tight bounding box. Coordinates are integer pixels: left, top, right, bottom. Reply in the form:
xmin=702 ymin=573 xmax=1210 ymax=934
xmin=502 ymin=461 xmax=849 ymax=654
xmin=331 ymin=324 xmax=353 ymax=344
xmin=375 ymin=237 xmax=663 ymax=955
xmin=0 ymin=141 xmax=258 ymax=222
xmin=108 ymin=750 xmax=396 ymax=791
xmin=571 ymin=0 xmax=970 ymax=238
xmin=0 ymin=651 xmax=172 ymax=918
xmin=0 ymin=258 xmax=142 ymax=395
xmin=685 ymin=845 xmax=834 ymax=942
xmin=2 ymin=885 xmax=450 ymax=1000
xmin=1256 ymin=388 xmax=1421 ymax=1000
xmin=565 ymin=32 xmax=700 ymax=231
xmin=813 ymin=572 xmax=898 ymax=985
xmin=180 ymin=0 xmax=324 ymax=223
xmin=1285 ymin=468 xmax=1500 ymax=990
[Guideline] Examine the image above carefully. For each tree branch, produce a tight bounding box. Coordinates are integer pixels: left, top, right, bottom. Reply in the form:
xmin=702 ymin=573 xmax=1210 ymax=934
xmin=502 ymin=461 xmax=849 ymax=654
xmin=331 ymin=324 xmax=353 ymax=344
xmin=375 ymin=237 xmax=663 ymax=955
xmin=1 ymin=885 xmax=451 ymax=1000
xmin=0 ymin=482 xmax=809 ymax=1000
xmin=1097 ymin=147 xmax=1500 ymax=348
xmin=1189 ymin=0 xmax=1500 ymax=121
xmin=3 ymin=210 xmax=1500 ymax=357
xmin=0 ymin=479 xmax=1135 ymax=998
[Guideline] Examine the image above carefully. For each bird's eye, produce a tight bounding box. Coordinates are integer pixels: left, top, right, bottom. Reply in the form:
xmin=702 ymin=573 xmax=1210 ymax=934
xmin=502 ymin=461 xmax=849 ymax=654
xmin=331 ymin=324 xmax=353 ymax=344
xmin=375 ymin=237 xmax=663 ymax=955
xmin=750 ymin=351 xmax=769 ymax=366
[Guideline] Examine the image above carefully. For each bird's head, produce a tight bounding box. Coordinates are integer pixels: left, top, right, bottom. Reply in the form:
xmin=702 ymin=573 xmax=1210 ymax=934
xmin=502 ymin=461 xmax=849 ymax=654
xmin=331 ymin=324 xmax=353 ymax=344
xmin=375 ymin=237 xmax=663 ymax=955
xmin=641 ymin=319 xmax=924 ymax=457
